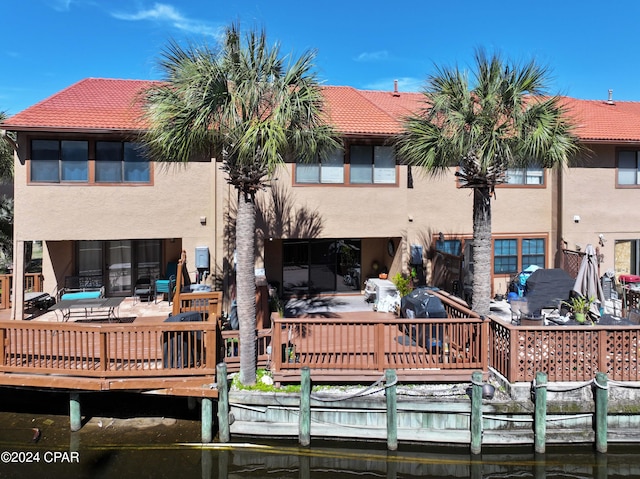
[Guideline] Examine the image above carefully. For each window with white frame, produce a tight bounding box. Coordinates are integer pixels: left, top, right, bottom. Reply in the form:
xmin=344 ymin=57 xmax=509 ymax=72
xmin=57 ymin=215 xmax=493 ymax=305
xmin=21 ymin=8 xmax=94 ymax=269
xmin=506 ymin=166 xmax=544 ymax=185
xmin=350 ymin=145 xmax=396 ymax=184
xmin=295 ymin=147 xmax=344 ymax=184
xmin=618 ymin=150 xmax=640 ymax=185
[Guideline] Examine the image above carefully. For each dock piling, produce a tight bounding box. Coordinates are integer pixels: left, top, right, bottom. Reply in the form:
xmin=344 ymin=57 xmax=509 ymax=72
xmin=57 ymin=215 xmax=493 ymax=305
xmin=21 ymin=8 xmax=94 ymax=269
xmin=217 ymin=362 xmax=230 ymax=443
xmin=69 ymin=392 xmax=82 ymax=432
xmin=534 ymin=371 xmax=547 ymax=454
xmin=595 ymin=372 xmax=608 ymax=453
xmin=385 ymin=369 xmax=398 ymax=451
xmin=470 ymin=371 xmax=483 ymax=455
xmin=299 ymin=366 xmax=311 ymax=447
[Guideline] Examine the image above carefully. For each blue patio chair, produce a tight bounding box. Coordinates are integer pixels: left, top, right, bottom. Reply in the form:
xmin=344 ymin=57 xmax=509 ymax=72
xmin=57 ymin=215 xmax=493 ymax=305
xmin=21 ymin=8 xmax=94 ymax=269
xmin=155 ymin=262 xmax=178 ymax=304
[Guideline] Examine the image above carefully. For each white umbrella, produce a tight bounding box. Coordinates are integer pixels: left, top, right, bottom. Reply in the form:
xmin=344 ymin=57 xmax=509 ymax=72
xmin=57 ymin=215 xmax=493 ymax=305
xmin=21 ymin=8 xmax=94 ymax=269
xmin=572 ymin=244 xmax=605 ymax=319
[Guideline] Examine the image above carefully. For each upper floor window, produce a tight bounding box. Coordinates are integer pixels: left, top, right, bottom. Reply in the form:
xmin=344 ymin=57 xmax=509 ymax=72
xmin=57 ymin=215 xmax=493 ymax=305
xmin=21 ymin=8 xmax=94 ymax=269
xmin=618 ymin=150 xmax=640 ymax=185
xmin=96 ymin=142 xmax=150 ymax=183
xmin=30 ymin=139 xmax=150 ymax=184
xmin=295 ymin=148 xmax=344 ymax=184
xmin=31 ymin=140 xmax=88 ymax=182
xmin=506 ymin=166 xmax=543 ymax=185
xmin=350 ymin=145 xmax=396 ymax=184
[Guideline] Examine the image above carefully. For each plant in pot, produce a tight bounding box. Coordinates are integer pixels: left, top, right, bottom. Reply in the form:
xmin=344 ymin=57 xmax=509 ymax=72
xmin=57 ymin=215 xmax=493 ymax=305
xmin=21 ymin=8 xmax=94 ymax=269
xmin=392 ymin=272 xmax=414 ymax=298
xmin=563 ymin=295 xmax=595 ymax=324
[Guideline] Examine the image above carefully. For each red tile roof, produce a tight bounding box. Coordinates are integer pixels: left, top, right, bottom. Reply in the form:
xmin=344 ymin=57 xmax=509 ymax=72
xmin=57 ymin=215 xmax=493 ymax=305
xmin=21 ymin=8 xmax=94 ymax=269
xmin=1 ymin=78 xmax=157 ymax=132
xmin=3 ymin=77 xmax=640 ymax=143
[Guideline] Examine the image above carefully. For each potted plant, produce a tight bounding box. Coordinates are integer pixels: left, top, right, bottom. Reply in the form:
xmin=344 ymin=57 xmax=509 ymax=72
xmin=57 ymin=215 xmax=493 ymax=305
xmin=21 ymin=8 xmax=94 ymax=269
xmin=392 ymin=272 xmax=413 ymax=298
xmin=563 ymin=295 xmax=595 ymax=324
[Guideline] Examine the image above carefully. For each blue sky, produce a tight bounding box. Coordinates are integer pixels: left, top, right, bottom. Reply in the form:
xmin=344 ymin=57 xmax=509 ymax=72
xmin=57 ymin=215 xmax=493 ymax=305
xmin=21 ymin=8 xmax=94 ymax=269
xmin=2 ymin=0 xmax=640 ymax=115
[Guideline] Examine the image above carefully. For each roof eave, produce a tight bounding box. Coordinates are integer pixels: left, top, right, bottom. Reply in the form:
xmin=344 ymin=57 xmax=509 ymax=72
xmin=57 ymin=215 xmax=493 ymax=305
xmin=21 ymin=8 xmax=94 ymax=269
xmin=1 ymin=125 xmax=146 ymax=135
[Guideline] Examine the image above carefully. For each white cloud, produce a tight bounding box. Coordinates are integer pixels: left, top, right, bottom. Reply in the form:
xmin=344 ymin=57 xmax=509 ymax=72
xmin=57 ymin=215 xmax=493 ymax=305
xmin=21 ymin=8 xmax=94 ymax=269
xmin=50 ymin=0 xmax=73 ymax=11
xmin=111 ymin=3 xmax=222 ymax=37
xmin=364 ymin=77 xmax=424 ymax=93
xmin=355 ymin=50 xmax=389 ymax=62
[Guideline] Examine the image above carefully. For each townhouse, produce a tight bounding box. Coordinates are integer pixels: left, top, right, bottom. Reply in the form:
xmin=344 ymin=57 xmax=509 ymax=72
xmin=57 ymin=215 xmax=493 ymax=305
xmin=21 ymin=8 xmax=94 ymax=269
xmin=2 ymin=78 xmax=639 ymax=318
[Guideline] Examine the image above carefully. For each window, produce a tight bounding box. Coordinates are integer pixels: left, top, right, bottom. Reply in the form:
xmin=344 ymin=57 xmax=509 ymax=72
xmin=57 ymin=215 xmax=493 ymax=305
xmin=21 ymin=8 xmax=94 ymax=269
xmin=350 ymin=145 xmax=396 ymax=184
xmin=506 ymin=166 xmax=543 ymax=185
xmin=96 ymin=141 xmax=150 ymax=183
xmin=30 ymin=139 xmax=150 ymax=184
xmin=31 ymin=139 xmax=88 ymax=182
xmin=494 ymin=239 xmax=518 ymax=274
xmin=295 ymin=148 xmax=344 ymax=184
xmin=494 ymin=237 xmax=546 ymax=274
xmin=618 ymin=150 xmax=640 ymax=185
xmin=435 ymin=239 xmax=462 ymax=256
xmin=522 ymin=238 xmax=545 ymax=269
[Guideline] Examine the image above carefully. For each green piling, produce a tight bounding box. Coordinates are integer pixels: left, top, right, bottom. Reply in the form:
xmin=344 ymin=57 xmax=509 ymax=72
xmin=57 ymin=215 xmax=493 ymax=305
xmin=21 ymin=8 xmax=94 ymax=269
xmin=386 ymin=369 xmax=398 ymax=451
xmin=470 ymin=371 xmax=483 ymax=455
xmin=534 ymin=371 xmax=547 ymax=454
xmin=202 ymin=397 xmax=213 ymax=443
xmin=69 ymin=392 xmax=82 ymax=432
xmin=299 ymin=367 xmax=311 ymax=446
xmin=594 ymin=372 xmax=608 ymax=453
xmin=217 ymin=362 xmax=230 ymax=443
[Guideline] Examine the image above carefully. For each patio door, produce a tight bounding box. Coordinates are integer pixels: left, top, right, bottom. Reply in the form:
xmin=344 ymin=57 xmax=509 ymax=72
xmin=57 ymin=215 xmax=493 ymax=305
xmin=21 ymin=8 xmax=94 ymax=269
xmin=106 ymin=240 xmax=132 ymax=296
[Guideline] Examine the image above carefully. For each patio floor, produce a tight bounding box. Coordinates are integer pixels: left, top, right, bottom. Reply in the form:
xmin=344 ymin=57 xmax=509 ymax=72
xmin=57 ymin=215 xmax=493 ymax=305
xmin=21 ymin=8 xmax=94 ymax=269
xmin=0 ymin=296 xmax=173 ymax=323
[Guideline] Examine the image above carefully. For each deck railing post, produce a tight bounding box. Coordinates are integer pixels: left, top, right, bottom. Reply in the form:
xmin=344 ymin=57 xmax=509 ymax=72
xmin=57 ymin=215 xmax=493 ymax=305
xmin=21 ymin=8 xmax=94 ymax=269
xmin=534 ymin=371 xmax=547 ymax=454
xmin=216 ymin=362 xmax=230 ymax=443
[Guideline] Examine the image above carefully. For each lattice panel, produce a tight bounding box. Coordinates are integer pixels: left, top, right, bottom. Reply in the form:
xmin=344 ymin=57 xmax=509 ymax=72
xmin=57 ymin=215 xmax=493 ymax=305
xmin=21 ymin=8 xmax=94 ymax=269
xmin=516 ymin=329 xmax=600 ymax=382
xmin=605 ymin=329 xmax=640 ymax=381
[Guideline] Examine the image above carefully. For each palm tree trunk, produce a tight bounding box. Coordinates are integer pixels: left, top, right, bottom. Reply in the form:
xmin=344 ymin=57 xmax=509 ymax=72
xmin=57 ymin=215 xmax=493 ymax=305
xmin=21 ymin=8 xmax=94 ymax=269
xmin=471 ymin=187 xmax=492 ymax=317
xmin=236 ymin=193 xmax=257 ymax=385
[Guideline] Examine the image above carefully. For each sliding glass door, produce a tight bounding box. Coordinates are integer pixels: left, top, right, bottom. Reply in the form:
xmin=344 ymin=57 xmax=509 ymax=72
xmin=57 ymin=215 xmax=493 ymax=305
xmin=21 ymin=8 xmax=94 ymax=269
xmin=77 ymin=239 xmax=162 ymax=296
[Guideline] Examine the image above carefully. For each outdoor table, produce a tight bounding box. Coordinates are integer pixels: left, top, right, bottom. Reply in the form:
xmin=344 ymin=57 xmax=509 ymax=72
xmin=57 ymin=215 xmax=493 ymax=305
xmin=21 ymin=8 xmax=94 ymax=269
xmin=48 ymin=297 xmax=124 ymax=322
xmin=24 ymin=291 xmax=51 ymax=310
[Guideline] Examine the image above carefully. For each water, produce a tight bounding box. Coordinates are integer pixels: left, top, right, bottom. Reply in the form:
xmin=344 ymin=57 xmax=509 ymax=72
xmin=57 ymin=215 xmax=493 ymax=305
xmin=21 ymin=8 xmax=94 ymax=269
xmin=1 ymin=389 xmax=640 ymax=478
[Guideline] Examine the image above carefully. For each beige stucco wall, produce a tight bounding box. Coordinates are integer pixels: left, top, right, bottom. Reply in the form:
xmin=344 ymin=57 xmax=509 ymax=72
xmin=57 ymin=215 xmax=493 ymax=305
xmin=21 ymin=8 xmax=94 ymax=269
xmin=253 ymin=163 xmax=557 ymax=295
xmin=561 ymin=143 xmax=640 ymax=275
xmin=13 ymin=134 xmax=219 ymax=294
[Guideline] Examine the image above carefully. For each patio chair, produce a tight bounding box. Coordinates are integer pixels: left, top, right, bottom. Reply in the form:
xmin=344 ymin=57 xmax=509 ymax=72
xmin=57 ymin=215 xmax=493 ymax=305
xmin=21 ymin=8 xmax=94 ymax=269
xmin=155 ymin=262 xmax=177 ymax=304
xmin=133 ymin=277 xmax=153 ymax=303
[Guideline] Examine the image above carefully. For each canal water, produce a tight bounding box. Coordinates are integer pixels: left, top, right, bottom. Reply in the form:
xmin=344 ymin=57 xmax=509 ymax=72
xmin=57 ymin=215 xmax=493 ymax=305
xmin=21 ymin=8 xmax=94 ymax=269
xmin=1 ymin=389 xmax=640 ymax=478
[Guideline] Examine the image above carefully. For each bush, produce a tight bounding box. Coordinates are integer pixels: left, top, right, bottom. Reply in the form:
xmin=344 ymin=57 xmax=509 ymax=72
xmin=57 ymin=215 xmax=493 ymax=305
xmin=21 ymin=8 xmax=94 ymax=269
xmin=392 ymin=272 xmax=413 ymax=297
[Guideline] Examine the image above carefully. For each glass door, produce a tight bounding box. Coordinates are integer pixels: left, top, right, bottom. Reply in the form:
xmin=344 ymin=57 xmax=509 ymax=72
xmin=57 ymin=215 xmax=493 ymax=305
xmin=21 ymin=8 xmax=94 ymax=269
xmin=107 ymin=240 xmax=132 ymax=296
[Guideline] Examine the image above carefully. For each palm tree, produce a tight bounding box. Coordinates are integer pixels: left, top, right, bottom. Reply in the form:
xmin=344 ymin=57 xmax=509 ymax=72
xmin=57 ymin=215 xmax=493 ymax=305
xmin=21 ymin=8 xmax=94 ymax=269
xmin=396 ymin=50 xmax=581 ymax=317
xmin=142 ymin=24 xmax=337 ymax=385
xmin=0 ymin=111 xmax=15 ymax=270
xmin=0 ymin=111 xmax=15 ymax=181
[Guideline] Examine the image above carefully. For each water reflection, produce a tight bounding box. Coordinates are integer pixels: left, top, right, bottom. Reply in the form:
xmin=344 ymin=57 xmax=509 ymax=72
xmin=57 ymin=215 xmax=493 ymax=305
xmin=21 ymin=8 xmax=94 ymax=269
xmin=1 ymin=440 xmax=637 ymax=478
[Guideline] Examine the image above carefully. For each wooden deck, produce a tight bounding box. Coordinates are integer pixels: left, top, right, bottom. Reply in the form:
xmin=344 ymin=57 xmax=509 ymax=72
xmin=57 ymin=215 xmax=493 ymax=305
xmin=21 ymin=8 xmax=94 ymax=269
xmin=0 ymin=290 xmax=223 ymax=398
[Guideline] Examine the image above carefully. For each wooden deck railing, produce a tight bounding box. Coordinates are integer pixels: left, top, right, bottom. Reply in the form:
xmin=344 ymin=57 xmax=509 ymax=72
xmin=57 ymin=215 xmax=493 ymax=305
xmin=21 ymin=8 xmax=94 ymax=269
xmin=490 ymin=320 xmax=640 ymax=382
xmin=0 ymin=289 xmax=223 ymax=396
xmin=0 ymin=321 xmax=217 ymax=378
xmin=270 ymin=314 xmax=489 ymax=383
xmin=0 ymin=273 xmax=45 ymax=309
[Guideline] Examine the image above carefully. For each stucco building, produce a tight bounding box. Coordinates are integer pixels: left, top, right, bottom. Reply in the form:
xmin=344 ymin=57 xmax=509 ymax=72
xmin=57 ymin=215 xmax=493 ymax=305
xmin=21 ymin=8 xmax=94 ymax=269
xmin=2 ymin=78 xmax=640 ymax=318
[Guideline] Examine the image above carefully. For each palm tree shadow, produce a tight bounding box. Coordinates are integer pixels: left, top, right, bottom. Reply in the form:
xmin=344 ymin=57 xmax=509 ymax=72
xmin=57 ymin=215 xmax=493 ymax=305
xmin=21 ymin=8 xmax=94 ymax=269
xmin=284 ymin=294 xmax=349 ymax=319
